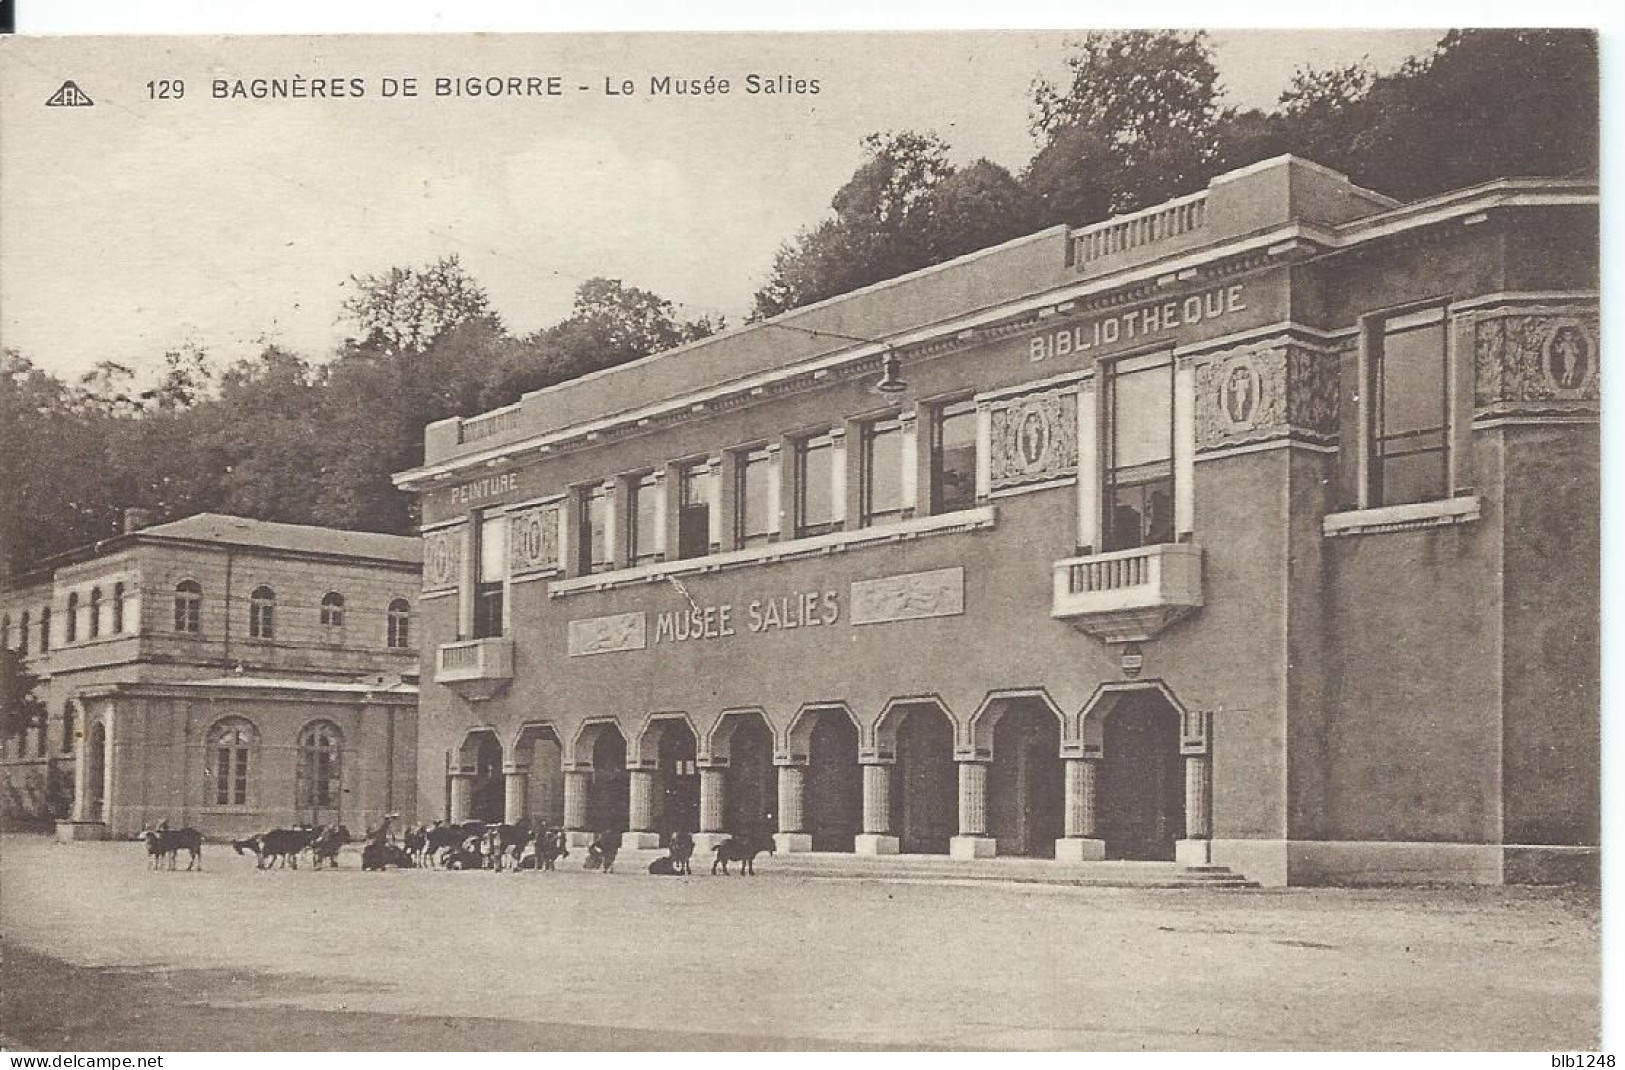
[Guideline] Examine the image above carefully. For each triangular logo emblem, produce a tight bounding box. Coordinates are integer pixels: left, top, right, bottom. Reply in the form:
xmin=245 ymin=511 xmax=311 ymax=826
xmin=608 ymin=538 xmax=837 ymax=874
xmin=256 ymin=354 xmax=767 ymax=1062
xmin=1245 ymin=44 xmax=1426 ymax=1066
xmin=46 ymin=81 xmax=94 ymax=107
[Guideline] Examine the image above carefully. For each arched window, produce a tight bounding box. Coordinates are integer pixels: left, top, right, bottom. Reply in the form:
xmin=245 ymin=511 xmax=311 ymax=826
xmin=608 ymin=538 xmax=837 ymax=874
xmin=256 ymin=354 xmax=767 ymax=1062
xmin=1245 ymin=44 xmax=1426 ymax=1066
xmin=320 ymin=592 xmax=345 ymax=628
xmin=88 ymin=587 xmax=102 ymax=639
xmin=17 ymin=612 xmax=27 ymax=653
xmin=208 ymin=718 xmax=256 ymax=805
xmin=249 ymin=586 xmax=275 ymax=640
xmin=65 ymin=594 xmax=78 ymax=643
xmin=387 ymin=598 xmax=411 ymax=649
xmin=174 ymin=581 xmax=201 ymax=634
xmin=296 ymin=720 xmax=344 ymax=812
xmin=39 ymin=606 xmax=50 ymax=653
xmin=113 ymin=581 xmax=126 ymax=633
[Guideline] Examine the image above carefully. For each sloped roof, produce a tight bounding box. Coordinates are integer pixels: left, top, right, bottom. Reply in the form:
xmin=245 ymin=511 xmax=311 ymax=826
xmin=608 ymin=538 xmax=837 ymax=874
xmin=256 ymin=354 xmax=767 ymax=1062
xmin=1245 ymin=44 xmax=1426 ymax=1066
xmin=135 ymin=513 xmax=419 ymax=565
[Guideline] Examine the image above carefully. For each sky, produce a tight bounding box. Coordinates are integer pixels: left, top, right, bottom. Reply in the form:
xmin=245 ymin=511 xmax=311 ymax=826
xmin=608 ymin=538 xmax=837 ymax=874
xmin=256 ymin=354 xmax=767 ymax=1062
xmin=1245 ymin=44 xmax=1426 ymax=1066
xmin=0 ymin=29 xmax=1448 ymax=382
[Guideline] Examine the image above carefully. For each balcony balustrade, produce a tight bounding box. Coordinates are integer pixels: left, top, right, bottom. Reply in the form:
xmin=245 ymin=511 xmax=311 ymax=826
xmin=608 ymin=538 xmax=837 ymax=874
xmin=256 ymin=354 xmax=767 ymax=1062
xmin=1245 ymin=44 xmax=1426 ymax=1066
xmin=1051 ymin=543 xmax=1204 ymax=643
xmin=435 ymin=637 xmax=514 ymax=700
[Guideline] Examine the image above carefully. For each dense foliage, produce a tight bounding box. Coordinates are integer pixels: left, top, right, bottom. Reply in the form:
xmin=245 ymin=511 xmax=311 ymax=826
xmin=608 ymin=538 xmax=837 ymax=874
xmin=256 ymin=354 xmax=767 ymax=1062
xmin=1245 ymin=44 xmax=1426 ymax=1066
xmin=1 ymin=30 xmax=1595 ymax=576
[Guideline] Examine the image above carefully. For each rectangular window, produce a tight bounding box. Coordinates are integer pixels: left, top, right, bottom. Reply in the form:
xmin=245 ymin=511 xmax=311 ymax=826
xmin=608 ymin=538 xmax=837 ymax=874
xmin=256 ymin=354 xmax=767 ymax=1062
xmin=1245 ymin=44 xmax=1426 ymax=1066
xmin=932 ymin=398 xmax=978 ymax=513
xmin=1105 ymin=358 xmax=1174 ymax=552
xmin=861 ymin=417 xmax=906 ymax=527
xmin=627 ymin=472 xmax=663 ymax=566
xmin=677 ymin=461 xmax=714 ymax=560
xmin=735 ymin=447 xmax=775 ymax=548
xmin=795 ymin=433 xmax=839 ymax=538
xmin=473 ymin=512 xmax=507 ymax=639
xmin=579 ymin=484 xmax=613 ymax=574
xmin=1371 ymin=307 xmax=1449 ymax=507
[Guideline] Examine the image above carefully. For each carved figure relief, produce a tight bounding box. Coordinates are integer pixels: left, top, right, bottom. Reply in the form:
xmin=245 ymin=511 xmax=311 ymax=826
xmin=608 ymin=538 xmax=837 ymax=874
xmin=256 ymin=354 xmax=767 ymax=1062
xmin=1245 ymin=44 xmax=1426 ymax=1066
xmin=1472 ymin=308 xmax=1600 ymax=412
xmin=422 ymin=526 xmax=464 ymax=592
xmin=568 ymin=612 xmax=647 ymax=657
xmin=508 ymin=502 xmax=562 ymax=575
xmin=850 ymin=567 xmax=965 ymax=626
xmin=989 ymin=391 xmax=1077 ymax=490
xmin=1194 ymin=342 xmax=1337 ymax=451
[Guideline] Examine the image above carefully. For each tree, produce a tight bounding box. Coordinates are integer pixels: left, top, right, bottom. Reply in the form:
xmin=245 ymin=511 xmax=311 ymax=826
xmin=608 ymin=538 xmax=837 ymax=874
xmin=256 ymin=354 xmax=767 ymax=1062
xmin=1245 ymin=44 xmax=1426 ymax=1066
xmin=1028 ymin=31 xmax=1226 ymax=216
xmin=341 ymin=254 xmax=496 ymax=355
xmin=0 ymin=647 xmax=46 ymax=753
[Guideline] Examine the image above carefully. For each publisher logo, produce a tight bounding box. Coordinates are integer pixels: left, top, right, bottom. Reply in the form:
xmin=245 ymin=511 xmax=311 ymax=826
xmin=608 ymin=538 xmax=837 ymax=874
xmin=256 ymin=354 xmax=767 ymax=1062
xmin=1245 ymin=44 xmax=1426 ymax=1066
xmin=46 ymin=80 xmax=94 ymax=107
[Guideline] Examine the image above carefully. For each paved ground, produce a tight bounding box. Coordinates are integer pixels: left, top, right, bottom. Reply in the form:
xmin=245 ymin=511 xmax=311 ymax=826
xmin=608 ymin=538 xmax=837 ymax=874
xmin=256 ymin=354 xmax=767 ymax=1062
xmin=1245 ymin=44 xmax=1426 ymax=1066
xmin=0 ymin=835 xmax=1600 ymax=1050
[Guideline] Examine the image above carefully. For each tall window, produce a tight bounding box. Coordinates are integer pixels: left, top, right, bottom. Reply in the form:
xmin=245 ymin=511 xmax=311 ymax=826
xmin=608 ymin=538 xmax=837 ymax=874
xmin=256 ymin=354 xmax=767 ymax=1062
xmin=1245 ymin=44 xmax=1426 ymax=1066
xmin=387 ymin=598 xmax=412 ymax=649
xmin=474 ymin=512 xmax=507 ymax=639
xmin=861 ymin=417 xmax=907 ymax=527
xmin=320 ymin=592 xmax=346 ymax=628
xmin=627 ymin=472 xmax=663 ymax=566
xmin=88 ymin=587 xmax=102 ymax=639
xmin=61 ymin=703 xmax=74 ymax=755
xmin=1 ymin=615 xmax=9 ymax=650
xmin=932 ymin=398 xmax=978 ymax=514
xmin=39 ymin=606 xmax=50 ymax=653
xmin=579 ymin=484 xmax=613 ymax=575
xmin=209 ymin=718 xmax=255 ymax=805
xmin=112 ymin=582 xmax=126 ymax=633
xmin=249 ymin=586 xmax=276 ymax=639
xmin=174 ymin=581 xmax=202 ymax=634
xmin=65 ymin=594 xmax=78 ymax=643
xmin=296 ymin=720 xmax=344 ymax=812
xmin=1370 ymin=306 xmax=1449 ymax=507
xmin=18 ymin=612 xmax=29 ymax=654
xmin=794 ymin=432 xmax=839 ymax=538
xmin=1105 ymin=358 xmax=1174 ymax=551
xmin=735 ymin=447 xmax=775 ymax=548
xmin=677 ymin=461 xmax=715 ymax=560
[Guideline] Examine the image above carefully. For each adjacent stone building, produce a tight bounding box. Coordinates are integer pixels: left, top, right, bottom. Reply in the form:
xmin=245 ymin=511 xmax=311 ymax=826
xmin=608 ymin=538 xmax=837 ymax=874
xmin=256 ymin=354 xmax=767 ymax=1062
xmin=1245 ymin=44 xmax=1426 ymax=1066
xmin=1 ymin=513 xmax=420 ymax=839
xmin=391 ymin=155 xmax=1598 ymax=885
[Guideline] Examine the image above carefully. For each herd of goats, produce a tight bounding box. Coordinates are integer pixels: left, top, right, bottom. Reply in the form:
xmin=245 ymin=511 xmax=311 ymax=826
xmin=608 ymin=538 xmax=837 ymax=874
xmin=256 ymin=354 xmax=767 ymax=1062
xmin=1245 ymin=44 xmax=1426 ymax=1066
xmin=138 ymin=817 xmax=778 ymax=876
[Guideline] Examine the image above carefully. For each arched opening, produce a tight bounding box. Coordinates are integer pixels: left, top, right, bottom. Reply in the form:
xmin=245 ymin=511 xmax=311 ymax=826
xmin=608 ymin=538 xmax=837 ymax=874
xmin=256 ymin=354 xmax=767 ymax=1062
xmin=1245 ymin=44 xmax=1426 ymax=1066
xmin=804 ymin=708 xmax=860 ymax=852
xmin=587 ymin=725 xmax=628 ymax=833
xmin=513 ymin=725 xmax=564 ymax=828
xmin=650 ymin=721 xmax=699 ymax=844
xmin=1098 ymin=691 xmax=1184 ymax=861
xmin=462 ymin=732 xmax=504 ymax=824
xmin=988 ymin=701 xmax=1064 ymax=857
xmin=890 ymin=703 xmax=956 ymax=855
xmin=296 ymin=720 xmax=345 ymax=825
xmin=720 ymin=713 xmax=775 ymax=839
xmin=87 ymin=722 xmax=107 ymax=822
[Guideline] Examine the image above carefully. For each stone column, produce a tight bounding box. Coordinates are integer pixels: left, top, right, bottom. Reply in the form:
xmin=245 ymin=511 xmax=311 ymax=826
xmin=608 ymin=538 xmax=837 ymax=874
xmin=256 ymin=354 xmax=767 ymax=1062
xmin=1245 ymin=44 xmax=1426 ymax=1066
xmin=562 ymin=769 xmax=590 ymax=830
xmin=623 ymin=769 xmax=661 ymax=848
xmin=774 ymin=764 xmax=812 ymax=853
xmin=693 ymin=767 xmax=729 ymax=853
xmin=503 ymin=766 xmax=528 ymax=825
xmin=70 ymin=725 xmax=89 ymax=822
xmin=449 ymin=771 xmax=475 ymax=824
xmin=1176 ymin=754 xmax=1213 ymax=866
xmin=949 ymin=760 xmax=996 ymax=860
xmin=1055 ymin=757 xmax=1105 ymax=862
xmin=855 ymin=762 xmax=899 ymax=856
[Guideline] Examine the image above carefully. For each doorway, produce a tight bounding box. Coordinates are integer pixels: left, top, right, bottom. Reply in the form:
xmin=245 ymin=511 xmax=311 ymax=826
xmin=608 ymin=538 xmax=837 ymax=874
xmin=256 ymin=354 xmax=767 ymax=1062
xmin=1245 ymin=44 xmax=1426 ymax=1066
xmin=1097 ymin=692 xmax=1183 ymax=861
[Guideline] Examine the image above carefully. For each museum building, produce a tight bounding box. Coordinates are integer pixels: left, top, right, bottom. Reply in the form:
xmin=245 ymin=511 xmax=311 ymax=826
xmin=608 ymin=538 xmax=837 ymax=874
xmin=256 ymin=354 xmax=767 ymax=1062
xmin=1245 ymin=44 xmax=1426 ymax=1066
xmin=393 ymin=156 xmax=1598 ymax=886
xmin=0 ymin=512 xmax=420 ymax=840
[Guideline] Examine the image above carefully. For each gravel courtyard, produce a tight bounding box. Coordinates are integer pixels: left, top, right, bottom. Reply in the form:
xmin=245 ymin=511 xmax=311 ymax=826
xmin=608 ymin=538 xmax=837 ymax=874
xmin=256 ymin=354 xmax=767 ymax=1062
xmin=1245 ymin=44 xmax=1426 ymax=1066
xmin=0 ymin=835 xmax=1600 ymax=1051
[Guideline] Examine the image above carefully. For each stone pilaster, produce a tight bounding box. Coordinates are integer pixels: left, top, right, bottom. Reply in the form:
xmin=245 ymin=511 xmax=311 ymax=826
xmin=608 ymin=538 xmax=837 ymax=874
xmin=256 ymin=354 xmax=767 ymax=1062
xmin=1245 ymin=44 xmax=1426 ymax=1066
xmin=949 ymin=760 xmax=996 ymax=860
xmin=1176 ymin=753 xmax=1213 ymax=865
xmin=1056 ymin=757 xmax=1105 ymax=862
xmin=698 ymin=768 xmax=725 ymax=833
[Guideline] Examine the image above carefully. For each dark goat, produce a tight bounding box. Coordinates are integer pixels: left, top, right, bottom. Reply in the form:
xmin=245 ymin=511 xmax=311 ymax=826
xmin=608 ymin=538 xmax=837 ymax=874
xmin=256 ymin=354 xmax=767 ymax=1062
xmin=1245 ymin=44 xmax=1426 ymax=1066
xmin=142 ymin=826 xmax=203 ymax=871
xmin=711 ymin=834 xmax=775 ymax=876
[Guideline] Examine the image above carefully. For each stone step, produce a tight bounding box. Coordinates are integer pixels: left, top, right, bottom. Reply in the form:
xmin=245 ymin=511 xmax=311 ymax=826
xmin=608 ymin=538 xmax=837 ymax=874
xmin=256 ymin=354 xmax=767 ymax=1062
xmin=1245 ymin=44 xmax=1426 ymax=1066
xmin=607 ymin=846 xmax=1259 ymax=888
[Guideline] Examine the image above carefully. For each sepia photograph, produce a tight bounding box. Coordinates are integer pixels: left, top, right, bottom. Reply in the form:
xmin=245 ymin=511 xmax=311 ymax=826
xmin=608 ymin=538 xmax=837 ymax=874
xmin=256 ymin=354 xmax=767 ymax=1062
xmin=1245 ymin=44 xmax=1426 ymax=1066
xmin=0 ymin=20 xmax=1603 ymax=1053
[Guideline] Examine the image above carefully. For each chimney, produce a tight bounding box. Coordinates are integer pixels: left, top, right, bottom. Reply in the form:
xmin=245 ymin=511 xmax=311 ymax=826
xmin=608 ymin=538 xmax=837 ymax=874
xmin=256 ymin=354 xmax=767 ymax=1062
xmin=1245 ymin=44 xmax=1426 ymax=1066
xmin=123 ymin=507 xmax=155 ymax=534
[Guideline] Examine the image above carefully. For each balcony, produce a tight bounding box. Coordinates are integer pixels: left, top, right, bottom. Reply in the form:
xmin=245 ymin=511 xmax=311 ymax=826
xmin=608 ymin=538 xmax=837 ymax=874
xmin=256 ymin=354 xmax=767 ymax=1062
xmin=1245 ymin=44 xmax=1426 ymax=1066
xmin=435 ymin=637 xmax=514 ymax=700
xmin=1051 ymin=543 xmax=1204 ymax=644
